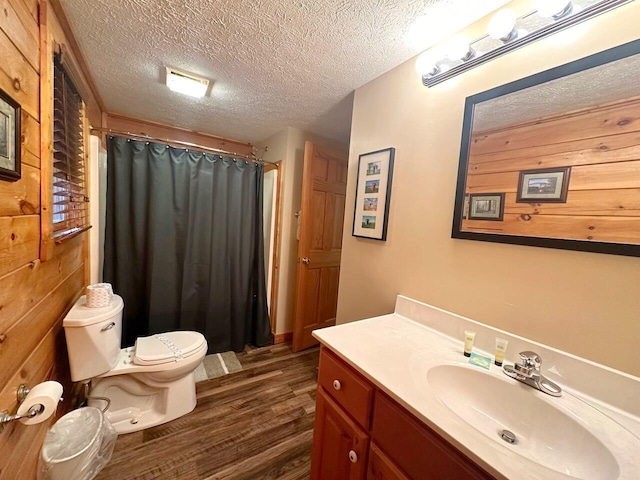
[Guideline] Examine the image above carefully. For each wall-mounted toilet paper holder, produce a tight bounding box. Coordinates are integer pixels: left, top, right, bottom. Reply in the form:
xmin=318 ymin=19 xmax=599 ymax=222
xmin=0 ymin=384 xmax=45 ymax=432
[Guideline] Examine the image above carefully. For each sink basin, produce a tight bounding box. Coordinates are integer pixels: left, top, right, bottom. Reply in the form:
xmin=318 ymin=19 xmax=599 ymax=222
xmin=426 ymin=364 xmax=619 ymax=480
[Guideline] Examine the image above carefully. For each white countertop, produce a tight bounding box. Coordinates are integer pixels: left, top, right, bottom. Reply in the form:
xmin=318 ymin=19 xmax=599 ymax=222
xmin=313 ymin=306 xmax=640 ymax=480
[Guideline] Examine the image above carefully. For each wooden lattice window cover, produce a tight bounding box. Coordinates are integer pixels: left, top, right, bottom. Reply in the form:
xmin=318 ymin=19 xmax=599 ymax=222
xmin=52 ymin=55 xmax=89 ymax=239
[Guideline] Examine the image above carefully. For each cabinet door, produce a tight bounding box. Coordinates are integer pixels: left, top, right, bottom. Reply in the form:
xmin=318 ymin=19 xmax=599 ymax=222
xmin=372 ymin=391 xmax=494 ymax=480
xmin=310 ymin=387 xmax=370 ymax=480
xmin=367 ymin=443 xmax=410 ymax=480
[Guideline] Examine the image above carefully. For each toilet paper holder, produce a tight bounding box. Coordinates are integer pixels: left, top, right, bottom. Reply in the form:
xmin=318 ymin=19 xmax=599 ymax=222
xmin=0 ymin=384 xmax=45 ymax=432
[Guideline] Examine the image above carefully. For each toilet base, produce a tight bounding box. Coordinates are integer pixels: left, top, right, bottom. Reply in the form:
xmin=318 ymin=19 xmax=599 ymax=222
xmin=88 ymin=371 xmax=197 ymax=434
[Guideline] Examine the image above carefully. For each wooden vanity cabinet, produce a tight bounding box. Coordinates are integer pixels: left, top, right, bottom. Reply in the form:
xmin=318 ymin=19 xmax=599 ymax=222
xmin=310 ymin=388 xmax=370 ymax=480
xmin=311 ymin=346 xmax=495 ymax=480
xmin=371 ymin=391 xmax=494 ymax=480
xmin=367 ymin=443 xmax=410 ymax=480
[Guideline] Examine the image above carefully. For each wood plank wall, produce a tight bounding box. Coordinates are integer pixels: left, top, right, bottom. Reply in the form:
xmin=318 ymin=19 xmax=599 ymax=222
xmin=463 ymin=96 xmax=640 ymax=243
xmin=105 ymin=113 xmax=255 ymax=157
xmin=0 ymin=1 xmax=101 ymax=478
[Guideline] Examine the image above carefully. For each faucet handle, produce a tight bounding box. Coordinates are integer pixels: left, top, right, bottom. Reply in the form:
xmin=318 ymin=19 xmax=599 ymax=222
xmin=519 ymin=351 xmax=541 ymax=370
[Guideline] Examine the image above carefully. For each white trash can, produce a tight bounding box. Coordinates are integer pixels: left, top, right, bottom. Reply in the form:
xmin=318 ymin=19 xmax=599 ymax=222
xmin=38 ymin=406 xmax=117 ymax=480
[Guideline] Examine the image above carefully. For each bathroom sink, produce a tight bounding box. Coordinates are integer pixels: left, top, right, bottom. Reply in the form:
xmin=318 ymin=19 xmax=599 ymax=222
xmin=425 ymin=364 xmax=621 ymax=480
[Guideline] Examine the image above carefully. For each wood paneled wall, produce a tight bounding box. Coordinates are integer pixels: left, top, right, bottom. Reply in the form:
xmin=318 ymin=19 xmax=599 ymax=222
xmin=105 ymin=113 xmax=255 ymax=157
xmin=0 ymin=1 xmax=101 ymax=477
xmin=463 ymin=96 xmax=640 ymax=243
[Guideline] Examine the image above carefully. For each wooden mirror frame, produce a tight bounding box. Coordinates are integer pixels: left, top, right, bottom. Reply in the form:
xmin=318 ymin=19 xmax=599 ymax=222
xmin=452 ymin=38 xmax=640 ymax=257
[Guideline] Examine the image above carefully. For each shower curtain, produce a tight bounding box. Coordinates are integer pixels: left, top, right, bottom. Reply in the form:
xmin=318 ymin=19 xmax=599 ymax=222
xmin=103 ymin=136 xmax=273 ymax=353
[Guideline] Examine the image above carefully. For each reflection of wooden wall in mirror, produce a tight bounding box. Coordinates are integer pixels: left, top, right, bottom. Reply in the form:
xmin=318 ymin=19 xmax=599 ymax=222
xmin=463 ymin=95 xmax=640 ymax=244
xmin=452 ymin=38 xmax=640 ymax=257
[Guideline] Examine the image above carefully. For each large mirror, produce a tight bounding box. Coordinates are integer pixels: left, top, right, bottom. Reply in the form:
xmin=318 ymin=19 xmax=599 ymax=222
xmin=452 ymin=39 xmax=640 ymax=257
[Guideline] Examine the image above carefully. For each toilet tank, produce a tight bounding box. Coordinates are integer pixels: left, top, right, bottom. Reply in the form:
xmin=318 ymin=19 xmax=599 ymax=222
xmin=63 ymin=295 xmax=124 ymax=382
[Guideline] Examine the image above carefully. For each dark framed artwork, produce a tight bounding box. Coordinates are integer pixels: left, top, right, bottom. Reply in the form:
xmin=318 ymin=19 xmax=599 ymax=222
xmin=352 ymin=147 xmax=395 ymax=241
xmin=517 ymin=167 xmax=571 ymax=203
xmin=468 ymin=193 xmax=505 ymax=221
xmin=0 ymin=88 xmax=21 ymax=182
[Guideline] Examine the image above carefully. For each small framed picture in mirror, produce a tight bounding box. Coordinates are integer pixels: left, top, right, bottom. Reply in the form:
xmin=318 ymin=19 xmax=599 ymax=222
xmin=0 ymin=88 xmax=21 ymax=182
xmin=516 ymin=167 xmax=571 ymax=203
xmin=469 ymin=193 xmax=505 ymax=221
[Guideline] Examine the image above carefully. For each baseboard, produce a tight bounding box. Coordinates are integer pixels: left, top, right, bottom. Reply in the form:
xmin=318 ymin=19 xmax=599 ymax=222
xmin=274 ymin=332 xmax=293 ymax=344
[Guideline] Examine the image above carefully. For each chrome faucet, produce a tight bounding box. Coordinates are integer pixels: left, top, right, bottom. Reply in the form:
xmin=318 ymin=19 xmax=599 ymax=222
xmin=503 ymin=351 xmax=562 ymax=397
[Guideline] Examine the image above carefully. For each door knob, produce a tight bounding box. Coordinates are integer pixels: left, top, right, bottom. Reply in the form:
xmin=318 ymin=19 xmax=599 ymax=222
xmin=332 ymin=380 xmax=341 ymax=391
xmin=302 ymin=257 xmax=310 ymax=264
xmin=348 ymin=450 xmax=358 ymax=463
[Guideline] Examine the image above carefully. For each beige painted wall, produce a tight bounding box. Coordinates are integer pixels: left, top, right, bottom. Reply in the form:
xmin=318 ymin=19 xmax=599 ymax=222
xmin=258 ymin=128 xmax=348 ymax=335
xmin=337 ymin=1 xmax=640 ymax=377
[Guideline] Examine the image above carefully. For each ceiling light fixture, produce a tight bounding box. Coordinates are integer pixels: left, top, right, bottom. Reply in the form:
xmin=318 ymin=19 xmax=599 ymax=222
xmin=166 ymin=67 xmax=209 ymax=98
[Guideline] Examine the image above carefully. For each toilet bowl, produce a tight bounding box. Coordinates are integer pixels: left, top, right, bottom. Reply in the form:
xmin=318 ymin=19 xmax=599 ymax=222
xmin=63 ymin=295 xmax=208 ymax=434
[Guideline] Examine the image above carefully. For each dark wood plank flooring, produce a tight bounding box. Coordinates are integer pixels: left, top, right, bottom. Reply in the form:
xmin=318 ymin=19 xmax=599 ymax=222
xmin=95 ymin=344 xmax=319 ymax=480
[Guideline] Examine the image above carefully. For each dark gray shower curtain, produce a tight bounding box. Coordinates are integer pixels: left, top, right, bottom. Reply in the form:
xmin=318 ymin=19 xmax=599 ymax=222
xmin=104 ymin=136 xmax=273 ymax=353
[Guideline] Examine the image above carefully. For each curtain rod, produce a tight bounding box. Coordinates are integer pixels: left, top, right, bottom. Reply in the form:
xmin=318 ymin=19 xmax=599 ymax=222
xmin=90 ymin=127 xmax=276 ymax=166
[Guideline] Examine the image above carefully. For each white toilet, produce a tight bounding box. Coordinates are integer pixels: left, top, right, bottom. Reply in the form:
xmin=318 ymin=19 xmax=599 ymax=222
xmin=63 ymin=294 xmax=208 ymax=434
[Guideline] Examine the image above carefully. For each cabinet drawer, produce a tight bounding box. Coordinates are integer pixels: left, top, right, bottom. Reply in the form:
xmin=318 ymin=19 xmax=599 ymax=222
xmin=318 ymin=347 xmax=374 ymax=429
xmin=372 ymin=391 xmax=494 ymax=480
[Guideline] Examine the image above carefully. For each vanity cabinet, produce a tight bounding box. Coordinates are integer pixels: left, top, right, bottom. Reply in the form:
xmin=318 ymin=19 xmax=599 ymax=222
xmin=310 ymin=347 xmax=495 ymax=480
xmin=310 ymin=388 xmax=370 ymax=480
xmin=367 ymin=444 xmax=410 ymax=480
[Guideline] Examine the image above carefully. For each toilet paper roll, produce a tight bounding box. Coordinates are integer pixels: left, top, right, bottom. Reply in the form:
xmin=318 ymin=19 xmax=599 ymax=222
xmin=85 ymin=283 xmax=114 ymax=308
xmin=17 ymin=381 xmax=63 ymax=425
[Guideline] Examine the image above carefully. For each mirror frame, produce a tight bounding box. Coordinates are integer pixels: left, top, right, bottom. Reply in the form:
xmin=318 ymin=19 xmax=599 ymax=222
xmin=452 ymin=38 xmax=640 ymax=257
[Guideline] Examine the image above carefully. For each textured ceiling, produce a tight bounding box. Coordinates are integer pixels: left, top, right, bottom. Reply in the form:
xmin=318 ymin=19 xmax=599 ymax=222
xmin=473 ymin=52 xmax=640 ymax=132
xmin=60 ymin=0 xmax=508 ymax=144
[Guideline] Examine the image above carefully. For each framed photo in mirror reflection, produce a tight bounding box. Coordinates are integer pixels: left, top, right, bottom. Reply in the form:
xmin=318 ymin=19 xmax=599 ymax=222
xmin=0 ymin=88 xmax=21 ymax=182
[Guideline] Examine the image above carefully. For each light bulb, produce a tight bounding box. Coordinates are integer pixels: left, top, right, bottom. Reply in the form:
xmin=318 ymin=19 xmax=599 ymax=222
xmin=536 ymin=0 xmax=573 ymax=18
xmin=488 ymin=9 xmax=518 ymax=41
xmin=446 ymin=35 xmax=474 ymax=61
xmin=415 ymin=52 xmax=439 ymax=77
xmin=406 ymin=15 xmax=432 ymax=48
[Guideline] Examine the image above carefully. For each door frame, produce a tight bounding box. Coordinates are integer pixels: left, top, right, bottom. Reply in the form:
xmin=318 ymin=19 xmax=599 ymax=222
xmin=264 ymin=161 xmax=283 ymax=336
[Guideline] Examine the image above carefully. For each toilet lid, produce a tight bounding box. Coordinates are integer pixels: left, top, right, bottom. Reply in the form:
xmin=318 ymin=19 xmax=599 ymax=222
xmin=134 ymin=331 xmax=206 ymax=366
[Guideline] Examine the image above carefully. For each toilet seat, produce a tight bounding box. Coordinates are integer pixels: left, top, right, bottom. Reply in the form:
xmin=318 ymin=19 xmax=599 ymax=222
xmin=134 ymin=332 xmax=206 ymax=366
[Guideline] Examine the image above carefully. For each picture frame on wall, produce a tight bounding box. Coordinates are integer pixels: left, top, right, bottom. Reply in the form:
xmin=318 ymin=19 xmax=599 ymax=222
xmin=468 ymin=193 xmax=505 ymax=221
xmin=0 ymin=88 xmax=21 ymax=182
xmin=516 ymin=167 xmax=571 ymax=203
xmin=352 ymin=147 xmax=395 ymax=241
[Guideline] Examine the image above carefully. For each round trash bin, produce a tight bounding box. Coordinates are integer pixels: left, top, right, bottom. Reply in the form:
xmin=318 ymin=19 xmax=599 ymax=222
xmin=38 ymin=406 xmax=117 ymax=480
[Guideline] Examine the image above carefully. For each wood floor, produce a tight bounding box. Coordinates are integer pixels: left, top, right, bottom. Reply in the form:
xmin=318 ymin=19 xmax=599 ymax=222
xmin=95 ymin=344 xmax=319 ymax=480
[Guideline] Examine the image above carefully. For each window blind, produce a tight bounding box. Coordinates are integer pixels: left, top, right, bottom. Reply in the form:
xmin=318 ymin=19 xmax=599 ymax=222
xmin=52 ymin=55 xmax=89 ymax=238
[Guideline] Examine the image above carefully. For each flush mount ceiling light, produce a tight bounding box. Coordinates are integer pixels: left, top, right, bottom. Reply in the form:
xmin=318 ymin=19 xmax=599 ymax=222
xmin=166 ymin=67 xmax=209 ymax=98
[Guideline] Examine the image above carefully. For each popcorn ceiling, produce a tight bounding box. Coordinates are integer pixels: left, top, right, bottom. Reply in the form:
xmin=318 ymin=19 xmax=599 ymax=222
xmin=60 ymin=0 xmax=508 ymax=143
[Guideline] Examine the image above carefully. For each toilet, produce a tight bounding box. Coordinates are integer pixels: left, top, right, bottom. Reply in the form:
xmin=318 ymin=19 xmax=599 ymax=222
xmin=63 ymin=294 xmax=208 ymax=434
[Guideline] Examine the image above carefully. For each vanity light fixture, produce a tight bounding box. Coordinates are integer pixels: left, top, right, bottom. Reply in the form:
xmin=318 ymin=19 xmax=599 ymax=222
xmin=445 ymin=35 xmax=476 ymax=62
xmin=166 ymin=67 xmax=209 ymax=98
xmin=417 ymin=0 xmax=631 ymax=87
xmin=487 ymin=9 xmax=520 ymax=42
xmin=414 ymin=52 xmax=441 ymax=77
xmin=535 ymin=0 xmax=575 ymax=19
